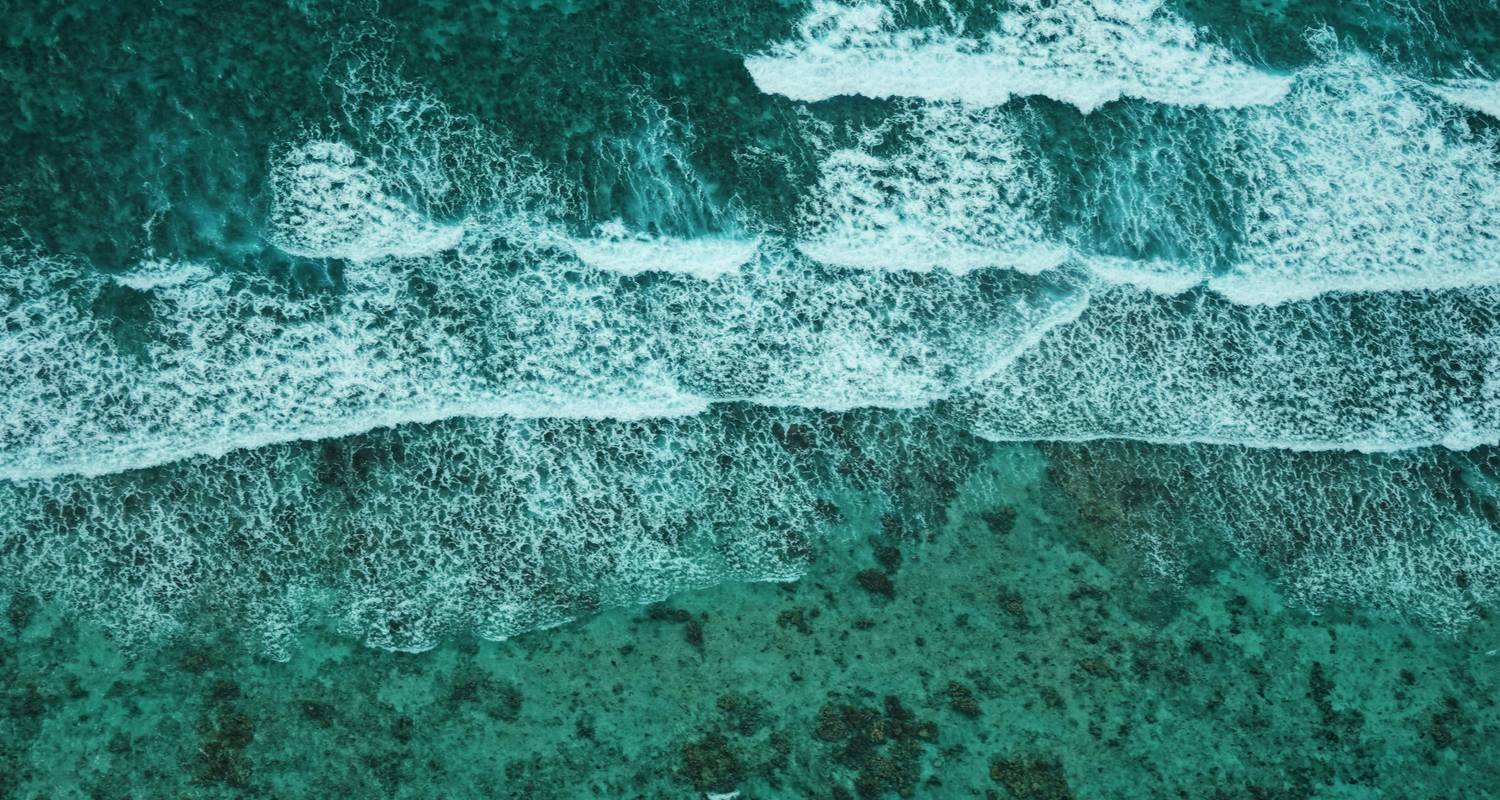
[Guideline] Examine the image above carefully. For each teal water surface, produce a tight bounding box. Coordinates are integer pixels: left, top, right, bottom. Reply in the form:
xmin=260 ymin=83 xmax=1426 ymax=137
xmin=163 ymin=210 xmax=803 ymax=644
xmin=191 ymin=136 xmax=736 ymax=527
xmin=2 ymin=1 xmax=1499 ymax=797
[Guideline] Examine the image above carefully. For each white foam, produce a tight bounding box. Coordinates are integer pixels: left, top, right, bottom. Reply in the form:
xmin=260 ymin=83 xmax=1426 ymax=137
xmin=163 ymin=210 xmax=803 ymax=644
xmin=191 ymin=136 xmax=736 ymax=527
xmin=781 ymin=47 xmax=1500 ymax=302
xmin=735 ymin=273 xmax=1090 ymax=411
xmin=795 ymin=104 xmax=1069 ymax=274
xmin=1432 ymin=77 xmax=1500 ymax=119
xmin=1070 ymin=44 xmax=1500 ymax=304
xmin=564 ymin=222 xmax=757 ymax=280
xmin=1047 ymin=443 xmax=1500 ymax=633
xmin=1 ymin=40 xmax=1114 ymax=655
xmin=0 ymin=238 xmax=1082 ymax=480
xmin=745 ymin=0 xmax=1291 ymax=112
xmin=579 ymin=97 xmax=748 ymax=243
xmin=3 ymin=80 xmax=1088 ymax=482
xmin=0 ymin=409 xmax=849 ymax=652
xmin=1079 ymin=254 xmax=1200 ymax=295
xmin=796 ymin=232 xmax=1067 ymax=274
xmin=268 ymin=141 xmax=468 ymax=261
xmin=112 ymin=261 xmax=213 ymax=291
xmin=1215 ymin=49 xmax=1500 ymax=305
xmin=951 ymin=282 xmax=1500 ymax=451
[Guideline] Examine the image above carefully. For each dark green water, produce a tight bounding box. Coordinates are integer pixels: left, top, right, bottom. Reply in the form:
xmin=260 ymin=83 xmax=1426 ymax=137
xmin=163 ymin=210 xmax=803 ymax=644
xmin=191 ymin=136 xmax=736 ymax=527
xmin=3 ymin=1 xmax=1499 ymax=797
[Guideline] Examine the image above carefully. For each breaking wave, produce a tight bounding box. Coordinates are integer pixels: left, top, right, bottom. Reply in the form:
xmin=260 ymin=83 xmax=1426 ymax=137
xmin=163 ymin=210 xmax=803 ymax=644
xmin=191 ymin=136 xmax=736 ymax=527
xmin=0 ymin=237 xmax=1084 ymax=480
xmin=0 ymin=408 xmax=969 ymax=655
xmin=951 ymin=282 xmax=1500 ymax=451
xmin=1214 ymin=47 xmax=1500 ymax=304
xmin=1432 ymin=76 xmax=1500 ymax=119
xmin=1045 ymin=442 xmax=1500 ymax=634
xmin=794 ymin=103 xmax=1069 ymax=274
xmin=744 ymin=0 xmax=1291 ymax=112
xmin=561 ymin=223 xmax=759 ymax=280
xmin=268 ymin=141 xmax=469 ymax=261
xmin=772 ymin=37 xmax=1500 ymax=303
xmin=6 ymin=14 xmax=1500 ymax=657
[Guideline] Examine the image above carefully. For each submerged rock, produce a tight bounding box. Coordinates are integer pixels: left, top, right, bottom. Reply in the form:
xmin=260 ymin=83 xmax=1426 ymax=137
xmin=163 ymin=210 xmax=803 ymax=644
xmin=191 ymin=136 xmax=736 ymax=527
xmin=680 ymin=731 xmax=744 ymax=793
xmin=856 ymin=570 xmax=895 ymax=599
xmin=989 ymin=756 xmax=1073 ymax=800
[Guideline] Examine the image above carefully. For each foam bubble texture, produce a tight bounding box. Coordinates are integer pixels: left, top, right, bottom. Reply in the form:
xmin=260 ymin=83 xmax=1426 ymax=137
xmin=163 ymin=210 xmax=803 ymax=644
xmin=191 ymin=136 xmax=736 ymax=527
xmin=3 ymin=64 xmax=1088 ymax=481
xmin=325 ymin=49 xmax=561 ymax=223
xmin=112 ymin=261 xmax=215 ymax=292
xmin=1073 ymin=43 xmax=1500 ymax=303
xmin=1433 ymin=77 xmax=1500 ymax=118
xmin=1217 ymin=47 xmax=1500 ymax=304
xmin=9 ymin=26 xmax=1500 ymax=654
xmin=795 ymin=103 xmax=1070 ymax=274
xmin=771 ymin=39 xmax=1500 ymax=303
xmin=744 ymin=0 xmax=1291 ymax=112
xmin=563 ymin=223 xmax=758 ymax=280
xmin=1044 ymin=442 xmax=1500 ymax=634
xmin=951 ymin=282 xmax=1500 ymax=451
xmin=577 ymin=95 xmax=747 ymax=239
xmin=268 ymin=141 xmax=467 ymax=261
xmin=0 ymin=407 xmax=969 ymax=654
xmin=0 ymin=238 xmax=1083 ymax=480
xmin=0 ymin=413 xmax=809 ymax=653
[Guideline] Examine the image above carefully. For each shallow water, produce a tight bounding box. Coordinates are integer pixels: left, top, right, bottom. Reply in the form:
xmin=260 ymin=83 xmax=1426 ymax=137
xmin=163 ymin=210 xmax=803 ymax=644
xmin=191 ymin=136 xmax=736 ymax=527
xmin=3 ymin=1 xmax=1499 ymax=797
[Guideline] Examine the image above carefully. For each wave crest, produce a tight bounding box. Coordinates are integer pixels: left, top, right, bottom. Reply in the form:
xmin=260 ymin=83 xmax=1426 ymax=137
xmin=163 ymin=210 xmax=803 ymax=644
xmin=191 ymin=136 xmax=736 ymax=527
xmin=744 ymin=0 xmax=1290 ymax=112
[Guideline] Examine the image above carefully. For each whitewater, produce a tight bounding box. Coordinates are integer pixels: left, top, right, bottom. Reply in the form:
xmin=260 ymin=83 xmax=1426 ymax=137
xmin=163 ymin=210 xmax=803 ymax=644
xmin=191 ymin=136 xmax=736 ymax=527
xmin=743 ymin=0 xmax=1293 ymax=112
xmin=3 ymin=1 xmax=1500 ymax=654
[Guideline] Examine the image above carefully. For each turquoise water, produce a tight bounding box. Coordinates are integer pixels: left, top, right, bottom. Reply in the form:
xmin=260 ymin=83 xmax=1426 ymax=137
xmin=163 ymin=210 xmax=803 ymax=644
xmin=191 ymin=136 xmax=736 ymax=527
xmin=2 ymin=1 xmax=1499 ymax=797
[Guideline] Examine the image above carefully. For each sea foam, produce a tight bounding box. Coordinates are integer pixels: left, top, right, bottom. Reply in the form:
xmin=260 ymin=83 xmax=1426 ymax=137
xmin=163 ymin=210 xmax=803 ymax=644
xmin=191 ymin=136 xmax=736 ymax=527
xmin=1046 ymin=442 xmax=1500 ymax=634
xmin=744 ymin=0 xmax=1291 ymax=112
xmin=795 ymin=103 xmax=1070 ymax=274
xmin=268 ymin=141 xmax=468 ymax=261
xmin=1433 ymin=77 xmax=1500 ymax=119
xmin=0 ymin=236 xmax=1083 ymax=480
xmin=778 ymin=40 xmax=1500 ymax=302
xmin=951 ymin=282 xmax=1500 ymax=452
xmin=0 ymin=407 xmax=965 ymax=653
xmin=1214 ymin=48 xmax=1500 ymax=304
xmin=562 ymin=222 xmax=757 ymax=280
xmin=111 ymin=261 xmax=214 ymax=291
xmin=10 ymin=26 xmax=1500 ymax=660
xmin=1066 ymin=42 xmax=1500 ymax=304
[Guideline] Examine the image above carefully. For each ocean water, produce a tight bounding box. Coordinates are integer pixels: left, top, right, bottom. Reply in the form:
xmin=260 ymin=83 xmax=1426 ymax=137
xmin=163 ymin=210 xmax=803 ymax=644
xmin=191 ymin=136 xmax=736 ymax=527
xmin=2 ymin=1 xmax=1498 ymax=797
